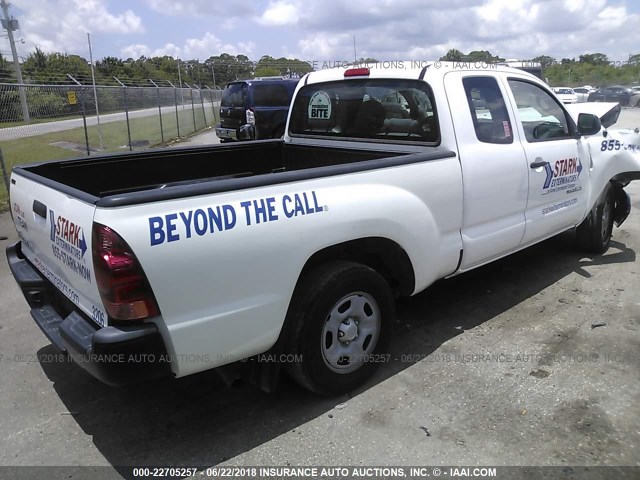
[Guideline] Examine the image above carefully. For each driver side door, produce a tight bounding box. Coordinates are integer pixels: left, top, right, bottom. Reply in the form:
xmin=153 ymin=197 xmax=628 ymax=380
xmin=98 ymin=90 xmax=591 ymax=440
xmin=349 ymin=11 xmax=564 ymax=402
xmin=506 ymin=79 xmax=588 ymax=245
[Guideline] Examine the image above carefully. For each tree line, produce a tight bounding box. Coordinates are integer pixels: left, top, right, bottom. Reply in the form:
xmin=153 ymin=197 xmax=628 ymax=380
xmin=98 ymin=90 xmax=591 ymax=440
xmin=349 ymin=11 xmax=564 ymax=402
xmin=1 ymin=48 xmax=639 ymax=88
xmin=0 ymin=49 xmax=314 ymax=88
xmin=439 ymin=49 xmax=640 ymax=87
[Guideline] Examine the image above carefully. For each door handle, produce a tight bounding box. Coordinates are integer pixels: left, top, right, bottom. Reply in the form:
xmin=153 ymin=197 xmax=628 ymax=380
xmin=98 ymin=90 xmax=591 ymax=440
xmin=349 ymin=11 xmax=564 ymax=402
xmin=33 ymin=200 xmax=47 ymax=219
xmin=530 ymin=160 xmax=547 ymax=169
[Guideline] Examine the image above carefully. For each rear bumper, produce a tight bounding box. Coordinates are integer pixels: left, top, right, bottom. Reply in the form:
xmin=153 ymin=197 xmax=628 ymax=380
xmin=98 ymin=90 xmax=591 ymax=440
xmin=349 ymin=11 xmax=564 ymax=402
xmin=215 ymin=126 xmax=238 ymax=140
xmin=216 ymin=124 xmax=255 ymax=141
xmin=6 ymin=242 xmax=171 ymax=386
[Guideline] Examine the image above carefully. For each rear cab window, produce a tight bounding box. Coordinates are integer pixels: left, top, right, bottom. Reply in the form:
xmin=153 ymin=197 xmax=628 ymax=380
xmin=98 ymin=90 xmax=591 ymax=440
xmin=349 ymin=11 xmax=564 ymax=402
xmin=288 ymin=79 xmax=439 ymax=144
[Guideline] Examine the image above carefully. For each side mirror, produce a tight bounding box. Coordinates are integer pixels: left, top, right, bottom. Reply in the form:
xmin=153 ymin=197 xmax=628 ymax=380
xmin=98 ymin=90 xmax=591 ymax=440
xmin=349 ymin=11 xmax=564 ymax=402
xmin=577 ymin=113 xmax=602 ymax=136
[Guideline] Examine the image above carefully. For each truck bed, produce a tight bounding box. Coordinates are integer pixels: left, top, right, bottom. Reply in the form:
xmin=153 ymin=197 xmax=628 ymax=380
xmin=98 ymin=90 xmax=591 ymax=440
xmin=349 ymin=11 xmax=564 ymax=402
xmin=15 ymin=140 xmax=451 ymax=207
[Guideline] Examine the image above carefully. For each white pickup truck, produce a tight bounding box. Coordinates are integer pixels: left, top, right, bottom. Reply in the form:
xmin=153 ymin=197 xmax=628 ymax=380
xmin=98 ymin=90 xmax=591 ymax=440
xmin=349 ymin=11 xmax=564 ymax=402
xmin=6 ymin=63 xmax=640 ymax=395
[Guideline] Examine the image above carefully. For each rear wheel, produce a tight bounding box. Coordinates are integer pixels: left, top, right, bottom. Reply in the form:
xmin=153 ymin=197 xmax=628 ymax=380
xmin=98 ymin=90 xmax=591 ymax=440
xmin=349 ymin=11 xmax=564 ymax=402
xmin=285 ymin=261 xmax=394 ymax=395
xmin=576 ymin=182 xmax=614 ymax=253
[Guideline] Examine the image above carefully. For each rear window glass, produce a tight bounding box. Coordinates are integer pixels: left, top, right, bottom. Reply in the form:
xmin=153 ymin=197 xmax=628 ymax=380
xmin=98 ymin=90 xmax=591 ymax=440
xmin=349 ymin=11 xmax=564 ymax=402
xmin=289 ymin=79 xmax=439 ymax=143
xmin=221 ymin=83 xmax=246 ymax=107
xmin=251 ymin=84 xmax=292 ymax=106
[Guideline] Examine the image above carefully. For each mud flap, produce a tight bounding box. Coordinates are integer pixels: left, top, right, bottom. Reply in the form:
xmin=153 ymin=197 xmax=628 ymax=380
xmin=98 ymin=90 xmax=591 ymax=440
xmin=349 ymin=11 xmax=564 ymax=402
xmin=612 ymin=184 xmax=631 ymax=227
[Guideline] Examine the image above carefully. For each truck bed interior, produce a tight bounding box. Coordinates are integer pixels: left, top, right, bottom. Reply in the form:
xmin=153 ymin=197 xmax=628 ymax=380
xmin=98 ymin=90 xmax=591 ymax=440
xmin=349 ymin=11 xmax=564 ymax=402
xmin=20 ymin=141 xmax=406 ymax=198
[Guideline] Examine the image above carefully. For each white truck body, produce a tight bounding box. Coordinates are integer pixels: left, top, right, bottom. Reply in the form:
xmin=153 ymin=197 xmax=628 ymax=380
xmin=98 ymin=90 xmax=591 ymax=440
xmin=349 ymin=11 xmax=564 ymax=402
xmin=7 ymin=62 xmax=640 ymax=393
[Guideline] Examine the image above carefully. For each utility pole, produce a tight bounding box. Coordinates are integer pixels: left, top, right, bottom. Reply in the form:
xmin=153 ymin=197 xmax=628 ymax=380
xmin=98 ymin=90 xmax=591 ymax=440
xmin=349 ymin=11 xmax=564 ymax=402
xmin=87 ymin=32 xmax=103 ymax=149
xmin=177 ymin=57 xmax=184 ymax=109
xmin=353 ymin=36 xmax=357 ymax=64
xmin=1 ymin=0 xmax=29 ymax=122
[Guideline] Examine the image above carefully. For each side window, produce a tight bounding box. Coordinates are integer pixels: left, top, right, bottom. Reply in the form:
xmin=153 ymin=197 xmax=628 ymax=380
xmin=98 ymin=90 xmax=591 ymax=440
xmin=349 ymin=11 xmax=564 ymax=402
xmin=463 ymin=77 xmax=513 ymax=144
xmin=252 ymin=85 xmax=291 ymax=106
xmin=221 ymin=83 xmax=247 ymax=107
xmin=508 ymin=80 xmax=573 ymax=142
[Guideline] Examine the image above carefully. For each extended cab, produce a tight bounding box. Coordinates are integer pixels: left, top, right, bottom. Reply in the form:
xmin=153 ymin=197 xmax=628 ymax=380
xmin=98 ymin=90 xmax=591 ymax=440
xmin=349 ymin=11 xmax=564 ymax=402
xmin=6 ymin=63 xmax=640 ymax=395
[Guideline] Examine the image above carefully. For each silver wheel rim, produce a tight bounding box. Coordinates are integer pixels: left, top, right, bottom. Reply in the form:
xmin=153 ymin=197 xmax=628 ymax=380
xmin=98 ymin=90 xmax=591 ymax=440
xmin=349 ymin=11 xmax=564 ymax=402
xmin=321 ymin=292 xmax=381 ymax=374
xmin=601 ymin=195 xmax=612 ymax=242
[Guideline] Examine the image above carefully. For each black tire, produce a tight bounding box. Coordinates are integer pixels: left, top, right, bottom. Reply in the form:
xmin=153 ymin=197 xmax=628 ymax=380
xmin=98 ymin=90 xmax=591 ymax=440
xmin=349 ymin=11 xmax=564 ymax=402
xmin=576 ymin=182 xmax=614 ymax=254
xmin=284 ymin=261 xmax=394 ymax=395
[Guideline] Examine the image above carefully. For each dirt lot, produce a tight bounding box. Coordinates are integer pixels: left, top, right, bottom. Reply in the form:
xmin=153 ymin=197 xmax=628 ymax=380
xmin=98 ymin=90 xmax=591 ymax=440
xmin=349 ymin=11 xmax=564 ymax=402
xmin=0 ymin=110 xmax=639 ymax=479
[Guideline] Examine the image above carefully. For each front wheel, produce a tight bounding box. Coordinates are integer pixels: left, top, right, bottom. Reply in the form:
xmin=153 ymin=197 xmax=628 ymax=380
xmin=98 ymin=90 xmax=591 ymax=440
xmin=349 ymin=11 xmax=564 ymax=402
xmin=285 ymin=261 xmax=394 ymax=395
xmin=576 ymin=182 xmax=614 ymax=253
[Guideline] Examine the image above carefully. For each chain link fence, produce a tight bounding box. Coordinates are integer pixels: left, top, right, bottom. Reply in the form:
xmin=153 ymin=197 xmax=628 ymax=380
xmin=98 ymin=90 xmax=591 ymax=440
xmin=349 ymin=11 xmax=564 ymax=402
xmin=0 ymin=82 xmax=222 ymax=208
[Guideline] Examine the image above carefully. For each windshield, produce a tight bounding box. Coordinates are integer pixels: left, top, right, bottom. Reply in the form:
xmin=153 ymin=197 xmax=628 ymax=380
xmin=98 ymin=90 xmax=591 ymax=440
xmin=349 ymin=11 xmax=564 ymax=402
xmin=555 ymin=88 xmax=573 ymax=95
xmin=221 ymin=83 xmax=247 ymax=107
xmin=289 ymin=79 xmax=439 ymax=143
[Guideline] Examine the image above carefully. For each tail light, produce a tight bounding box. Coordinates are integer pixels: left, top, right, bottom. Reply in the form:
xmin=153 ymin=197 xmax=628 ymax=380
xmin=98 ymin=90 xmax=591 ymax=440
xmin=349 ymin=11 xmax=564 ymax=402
xmin=344 ymin=67 xmax=370 ymax=77
xmin=92 ymin=223 xmax=160 ymax=321
xmin=246 ymin=108 xmax=255 ymax=125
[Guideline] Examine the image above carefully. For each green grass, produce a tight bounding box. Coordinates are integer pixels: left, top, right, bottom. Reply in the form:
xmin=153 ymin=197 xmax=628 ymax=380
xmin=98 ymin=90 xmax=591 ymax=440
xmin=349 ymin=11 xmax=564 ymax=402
xmin=0 ymin=107 xmax=214 ymax=211
xmin=0 ymin=103 xmax=214 ymax=129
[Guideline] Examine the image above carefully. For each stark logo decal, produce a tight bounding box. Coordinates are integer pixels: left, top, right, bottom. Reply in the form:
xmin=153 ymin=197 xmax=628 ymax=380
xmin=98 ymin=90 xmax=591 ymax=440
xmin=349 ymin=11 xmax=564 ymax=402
xmin=49 ymin=210 xmax=91 ymax=282
xmin=543 ymin=157 xmax=583 ymax=192
xmin=49 ymin=210 xmax=88 ymax=257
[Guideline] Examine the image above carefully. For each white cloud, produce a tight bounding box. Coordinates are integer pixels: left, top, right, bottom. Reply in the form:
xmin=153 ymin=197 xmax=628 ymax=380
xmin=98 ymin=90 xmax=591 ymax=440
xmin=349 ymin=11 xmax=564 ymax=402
xmin=281 ymin=0 xmax=640 ymax=62
xmin=297 ymin=34 xmax=354 ymax=60
xmin=258 ymin=1 xmax=300 ymax=26
xmin=142 ymin=0 xmax=254 ymax=18
xmin=76 ymin=0 xmax=144 ymax=34
xmin=121 ymin=44 xmax=152 ymax=60
xmin=6 ymin=0 xmax=640 ymax=69
xmin=221 ymin=18 xmax=239 ymax=31
xmin=11 ymin=0 xmax=143 ymax=57
xmin=121 ymin=32 xmax=255 ymax=60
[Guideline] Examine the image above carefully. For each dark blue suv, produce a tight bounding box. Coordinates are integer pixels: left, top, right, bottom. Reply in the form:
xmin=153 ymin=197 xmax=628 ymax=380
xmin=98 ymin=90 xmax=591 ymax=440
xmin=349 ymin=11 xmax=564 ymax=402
xmin=216 ymin=78 xmax=299 ymax=142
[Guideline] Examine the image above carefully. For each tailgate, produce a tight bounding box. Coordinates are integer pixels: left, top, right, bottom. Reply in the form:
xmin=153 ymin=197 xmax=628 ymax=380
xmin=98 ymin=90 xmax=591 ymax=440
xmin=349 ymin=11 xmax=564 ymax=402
xmin=10 ymin=171 xmax=108 ymax=327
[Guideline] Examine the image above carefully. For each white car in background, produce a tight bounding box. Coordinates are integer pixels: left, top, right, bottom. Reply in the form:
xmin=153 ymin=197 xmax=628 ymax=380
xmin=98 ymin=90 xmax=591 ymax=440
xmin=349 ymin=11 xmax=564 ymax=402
xmin=573 ymin=87 xmax=592 ymax=103
xmin=553 ymin=87 xmax=578 ymax=104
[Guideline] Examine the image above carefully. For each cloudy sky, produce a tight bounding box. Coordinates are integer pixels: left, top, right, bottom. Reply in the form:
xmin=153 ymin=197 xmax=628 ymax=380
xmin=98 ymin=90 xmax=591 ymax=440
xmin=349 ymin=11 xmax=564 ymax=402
xmin=3 ymin=0 xmax=640 ymax=64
